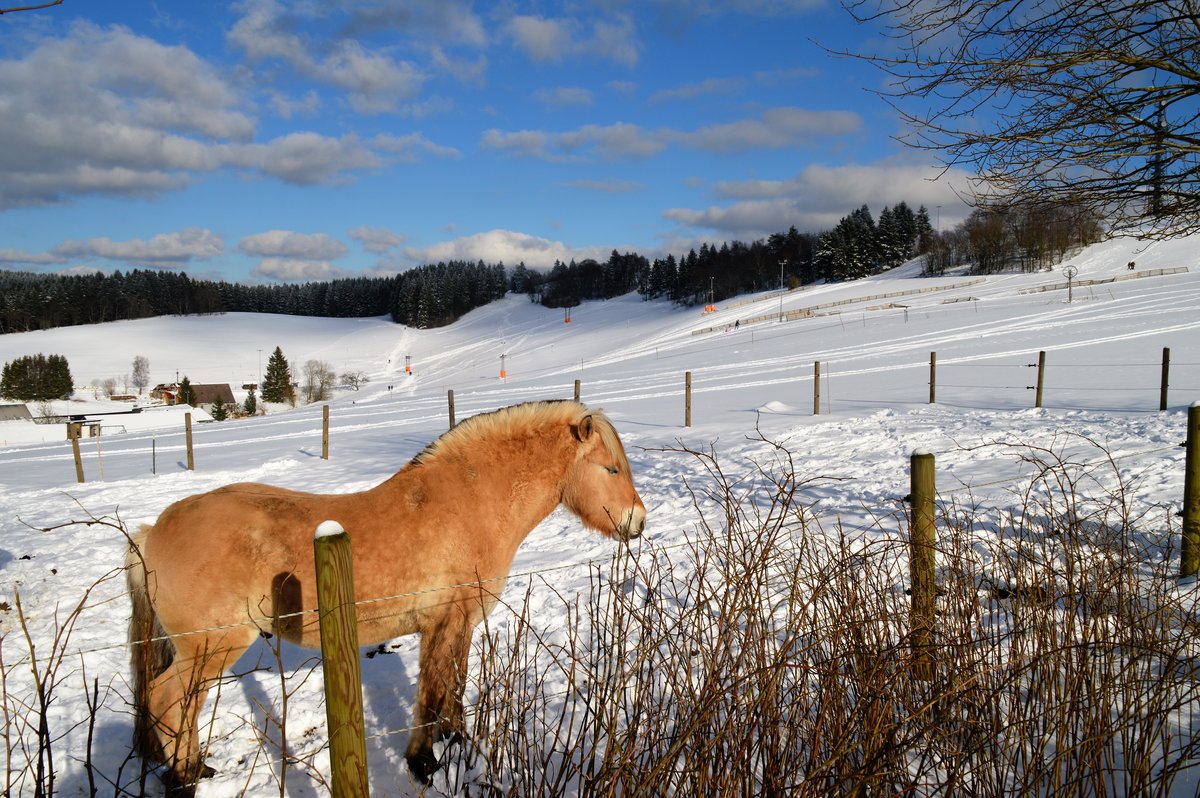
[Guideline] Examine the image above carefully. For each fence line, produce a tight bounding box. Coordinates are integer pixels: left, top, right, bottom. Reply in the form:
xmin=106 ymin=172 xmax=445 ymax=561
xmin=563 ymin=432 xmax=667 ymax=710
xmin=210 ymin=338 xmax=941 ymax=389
xmin=12 ymin=433 xmax=1185 ymax=674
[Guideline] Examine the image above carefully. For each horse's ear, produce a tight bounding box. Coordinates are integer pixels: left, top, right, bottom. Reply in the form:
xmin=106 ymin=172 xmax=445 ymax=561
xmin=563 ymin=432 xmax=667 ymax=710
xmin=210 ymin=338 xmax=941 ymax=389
xmin=574 ymin=413 xmax=595 ymax=442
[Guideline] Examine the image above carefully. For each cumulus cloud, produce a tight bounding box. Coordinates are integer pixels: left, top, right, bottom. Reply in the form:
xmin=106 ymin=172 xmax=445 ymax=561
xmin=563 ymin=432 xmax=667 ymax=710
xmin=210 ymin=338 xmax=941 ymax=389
xmin=252 ymin=258 xmax=346 ymax=282
xmin=240 ymin=230 xmax=350 ymax=282
xmin=227 ymin=133 xmax=384 ymax=185
xmin=0 ymin=22 xmax=413 ymax=208
xmin=505 ymin=13 xmax=639 ymax=67
xmin=373 ymin=132 xmax=461 ymax=163
xmin=349 ymin=226 xmax=407 ymax=254
xmin=239 ymin=230 xmax=349 ymax=261
xmin=229 ymin=0 xmax=428 ymax=114
xmin=52 ymin=228 xmax=224 ymax=267
xmin=665 ymin=159 xmax=974 ymax=238
xmin=482 ymin=107 xmax=862 ymax=162
xmin=506 ymin=16 xmax=571 ymax=62
xmin=0 ymin=248 xmax=69 ymax=267
xmin=403 ymin=229 xmax=602 ymax=270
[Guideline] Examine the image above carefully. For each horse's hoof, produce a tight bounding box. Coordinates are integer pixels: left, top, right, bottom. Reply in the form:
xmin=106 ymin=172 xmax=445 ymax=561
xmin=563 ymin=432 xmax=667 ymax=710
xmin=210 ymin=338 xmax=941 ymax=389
xmin=162 ymin=763 xmax=216 ymax=796
xmin=406 ymin=749 xmax=439 ymax=784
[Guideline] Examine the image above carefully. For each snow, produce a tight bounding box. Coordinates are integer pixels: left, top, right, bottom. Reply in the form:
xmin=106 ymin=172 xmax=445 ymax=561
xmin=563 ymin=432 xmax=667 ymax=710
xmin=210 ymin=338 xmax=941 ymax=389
xmin=1 ymin=233 xmax=1199 ymax=795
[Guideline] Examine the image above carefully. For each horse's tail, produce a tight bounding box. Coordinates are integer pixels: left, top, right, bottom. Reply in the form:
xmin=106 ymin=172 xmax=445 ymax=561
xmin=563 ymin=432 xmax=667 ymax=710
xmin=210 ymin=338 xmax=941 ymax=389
xmin=126 ymin=524 xmax=173 ymax=762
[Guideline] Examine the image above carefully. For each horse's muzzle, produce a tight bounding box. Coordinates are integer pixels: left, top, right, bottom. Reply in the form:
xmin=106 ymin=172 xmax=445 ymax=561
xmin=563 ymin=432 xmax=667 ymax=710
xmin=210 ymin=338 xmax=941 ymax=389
xmin=616 ymin=506 xmax=646 ymax=542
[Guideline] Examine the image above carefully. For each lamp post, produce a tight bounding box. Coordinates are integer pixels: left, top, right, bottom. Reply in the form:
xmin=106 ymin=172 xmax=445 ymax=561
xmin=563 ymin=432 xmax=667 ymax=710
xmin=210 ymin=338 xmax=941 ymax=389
xmin=779 ymin=260 xmax=786 ymax=322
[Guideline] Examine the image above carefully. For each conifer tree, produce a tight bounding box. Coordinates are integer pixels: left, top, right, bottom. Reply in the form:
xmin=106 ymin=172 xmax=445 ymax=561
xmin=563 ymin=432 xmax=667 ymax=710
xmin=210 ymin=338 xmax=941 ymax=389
xmin=261 ymin=346 xmax=294 ymax=404
xmin=210 ymin=396 xmax=228 ymax=421
xmin=177 ymin=376 xmax=196 ymax=407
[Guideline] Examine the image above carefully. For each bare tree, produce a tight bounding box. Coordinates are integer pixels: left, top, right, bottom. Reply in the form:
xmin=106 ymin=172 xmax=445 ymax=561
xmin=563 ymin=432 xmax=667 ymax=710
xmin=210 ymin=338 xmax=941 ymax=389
xmin=131 ymin=356 xmax=150 ymax=395
xmin=841 ymin=0 xmax=1200 ymax=238
xmin=340 ymin=371 xmax=369 ymax=391
xmin=0 ymin=1 xmax=63 ymax=13
xmin=301 ymin=359 xmax=337 ymax=403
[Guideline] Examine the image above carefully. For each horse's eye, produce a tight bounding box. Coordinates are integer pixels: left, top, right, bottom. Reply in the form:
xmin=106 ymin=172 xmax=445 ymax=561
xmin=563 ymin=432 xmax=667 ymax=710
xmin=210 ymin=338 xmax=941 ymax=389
xmin=604 ymin=466 xmax=619 ymax=475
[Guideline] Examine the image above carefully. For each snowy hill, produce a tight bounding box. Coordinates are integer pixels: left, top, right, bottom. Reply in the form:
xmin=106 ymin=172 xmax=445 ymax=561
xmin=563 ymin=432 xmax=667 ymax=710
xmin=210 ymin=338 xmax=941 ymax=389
xmin=0 ymin=233 xmax=1199 ymax=796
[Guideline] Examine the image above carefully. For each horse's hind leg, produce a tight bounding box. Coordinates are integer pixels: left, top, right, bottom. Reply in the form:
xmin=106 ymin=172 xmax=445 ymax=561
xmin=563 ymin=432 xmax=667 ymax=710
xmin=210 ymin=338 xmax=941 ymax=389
xmin=146 ymin=627 xmax=256 ymax=793
xmin=406 ymin=608 xmax=473 ymax=783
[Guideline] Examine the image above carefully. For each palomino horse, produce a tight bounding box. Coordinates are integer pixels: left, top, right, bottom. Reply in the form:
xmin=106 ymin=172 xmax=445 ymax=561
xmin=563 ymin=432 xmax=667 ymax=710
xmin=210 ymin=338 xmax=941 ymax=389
xmin=127 ymin=400 xmax=645 ymax=791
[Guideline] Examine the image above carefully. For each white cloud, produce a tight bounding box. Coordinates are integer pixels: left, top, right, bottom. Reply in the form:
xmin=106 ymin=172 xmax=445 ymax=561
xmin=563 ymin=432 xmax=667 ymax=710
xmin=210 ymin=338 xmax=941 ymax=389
xmin=52 ymin=228 xmax=224 ymax=267
xmin=372 ymin=133 xmax=461 ymax=163
xmin=505 ymin=12 xmax=640 ymax=67
xmin=349 ymin=226 xmax=407 ymax=254
xmin=239 ymin=230 xmax=348 ymax=261
xmin=404 ymin=229 xmax=600 ymax=270
xmin=0 ymin=22 xmax=402 ymax=208
xmin=481 ymin=107 xmax=862 ymax=162
xmin=666 ymin=160 xmax=975 ymax=238
xmin=506 ymin=16 xmax=571 ymax=62
xmin=228 ymin=0 xmax=429 ymax=114
xmin=252 ymin=258 xmax=346 ymax=282
xmin=227 ymin=133 xmax=384 ymax=185
xmin=0 ymin=248 xmax=68 ymax=266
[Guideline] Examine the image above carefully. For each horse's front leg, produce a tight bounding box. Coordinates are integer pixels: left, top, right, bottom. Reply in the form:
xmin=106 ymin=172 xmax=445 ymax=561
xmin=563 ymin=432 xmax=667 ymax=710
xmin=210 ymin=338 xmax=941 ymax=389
xmin=406 ymin=607 xmax=473 ymax=784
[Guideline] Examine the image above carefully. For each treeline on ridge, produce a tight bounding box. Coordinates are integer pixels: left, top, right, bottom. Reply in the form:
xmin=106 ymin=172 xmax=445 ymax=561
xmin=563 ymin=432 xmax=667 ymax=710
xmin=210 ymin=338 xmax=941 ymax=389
xmin=0 ymin=199 xmax=1100 ymax=335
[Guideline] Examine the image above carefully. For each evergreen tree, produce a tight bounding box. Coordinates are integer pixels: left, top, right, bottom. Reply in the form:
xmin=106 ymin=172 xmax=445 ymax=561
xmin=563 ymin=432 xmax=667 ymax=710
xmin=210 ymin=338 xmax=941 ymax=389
xmin=0 ymin=353 xmax=73 ymax=400
xmin=177 ymin=376 xmax=196 ymax=407
xmin=210 ymin=396 xmax=228 ymax=421
xmin=261 ymin=346 xmax=294 ymax=404
xmin=243 ymin=387 xmax=258 ymax=416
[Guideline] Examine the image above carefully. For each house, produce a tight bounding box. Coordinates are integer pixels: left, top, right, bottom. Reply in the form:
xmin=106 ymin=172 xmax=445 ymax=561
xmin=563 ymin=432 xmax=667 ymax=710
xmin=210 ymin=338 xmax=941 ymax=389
xmin=150 ymin=383 xmax=236 ymax=414
xmin=191 ymin=384 xmax=236 ymax=411
xmin=0 ymin=404 xmax=33 ymax=422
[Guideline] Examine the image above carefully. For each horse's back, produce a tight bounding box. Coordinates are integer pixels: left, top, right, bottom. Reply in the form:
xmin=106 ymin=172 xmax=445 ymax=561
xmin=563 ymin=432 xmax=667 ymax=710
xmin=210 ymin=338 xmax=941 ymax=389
xmin=141 ymin=482 xmax=331 ymax=634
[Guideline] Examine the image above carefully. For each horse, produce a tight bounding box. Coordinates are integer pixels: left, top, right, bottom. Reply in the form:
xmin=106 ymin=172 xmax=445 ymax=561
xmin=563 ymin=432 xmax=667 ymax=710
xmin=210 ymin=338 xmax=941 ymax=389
xmin=126 ymin=400 xmax=645 ymax=792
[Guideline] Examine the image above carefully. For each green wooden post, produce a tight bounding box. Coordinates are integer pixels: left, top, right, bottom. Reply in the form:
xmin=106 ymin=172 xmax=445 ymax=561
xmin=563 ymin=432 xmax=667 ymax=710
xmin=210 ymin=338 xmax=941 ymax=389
xmin=1181 ymin=403 xmax=1200 ymax=577
xmin=1035 ymin=351 xmax=1046 ymax=408
xmin=929 ymin=352 xmax=937 ymax=404
xmin=69 ymin=422 xmax=85 ymax=483
xmin=185 ymin=412 xmax=195 ymax=471
xmin=314 ymin=521 xmax=370 ymax=797
xmin=813 ymin=361 xmax=821 ymax=415
xmin=1160 ymin=347 xmax=1170 ymax=411
xmin=685 ymin=371 xmax=692 ymax=427
xmin=909 ymin=450 xmax=936 ymax=680
xmin=322 ymin=404 xmax=330 ymax=460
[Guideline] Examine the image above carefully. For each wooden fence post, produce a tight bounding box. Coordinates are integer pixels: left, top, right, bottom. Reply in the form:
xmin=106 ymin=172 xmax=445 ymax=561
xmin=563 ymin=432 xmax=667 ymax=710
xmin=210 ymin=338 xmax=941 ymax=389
xmin=813 ymin=361 xmax=821 ymax=416
xmin=314 ymin=521 xmax=370 ymax=797
xmin=69 ymin=422 xmax=85 ymax=483
xmin=685 ymin=371 xmax=692 ymax=427
xmin=1160 ymin=347 xmax=1171 ymax=411
xmin=447 ymin=389 xmax=456 ymax=429
xmin=574 ymin=379 xmax=581 ymax=403
xmin=1181 ymin=402 xmax=1200 ymax=577
xmin=1034 ymin=351 xmax=1046 ymax=408
xmin=322 ymin=404 xmax=330 ymax=460
xmin=929 ymin=352 xmax=937 ymax=404
xmin=909 ymin=450 xmax=936 ymax=680
xmin=185 ymin=412 xmax=195 ymax=471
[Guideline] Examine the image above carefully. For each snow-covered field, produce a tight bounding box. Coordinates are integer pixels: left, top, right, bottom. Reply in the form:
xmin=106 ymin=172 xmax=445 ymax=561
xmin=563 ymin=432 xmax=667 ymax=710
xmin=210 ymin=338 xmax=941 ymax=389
xmin=1 ymin=233 xmax=1199 ymax=795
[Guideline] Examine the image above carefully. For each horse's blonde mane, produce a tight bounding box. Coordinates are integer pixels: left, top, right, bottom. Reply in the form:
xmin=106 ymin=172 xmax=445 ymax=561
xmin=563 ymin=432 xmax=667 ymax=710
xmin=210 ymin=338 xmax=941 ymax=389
xmin=408 ymin=400 xmax=629 ymax=472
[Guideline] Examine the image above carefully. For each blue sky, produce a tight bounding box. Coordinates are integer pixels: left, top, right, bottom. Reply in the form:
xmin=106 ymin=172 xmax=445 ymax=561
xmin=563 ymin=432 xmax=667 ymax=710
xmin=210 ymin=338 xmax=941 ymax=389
xmin=0 ymin=1 xmax=973 ymax=284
